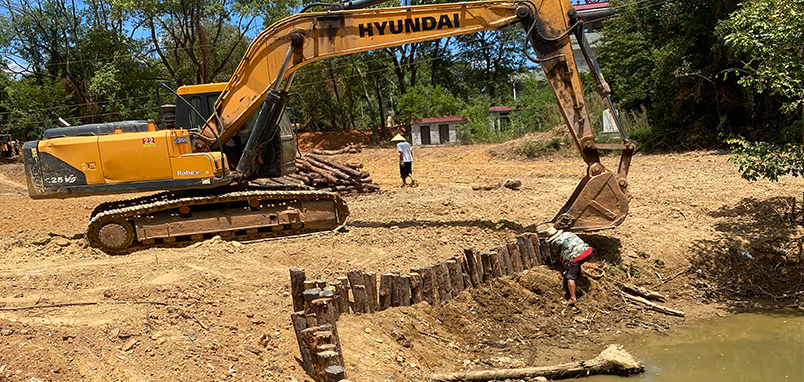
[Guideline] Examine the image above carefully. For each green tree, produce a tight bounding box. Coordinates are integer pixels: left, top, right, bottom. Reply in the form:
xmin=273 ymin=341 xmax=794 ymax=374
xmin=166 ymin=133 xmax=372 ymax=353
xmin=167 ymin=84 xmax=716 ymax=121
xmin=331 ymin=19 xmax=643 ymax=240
xmin=718 ymin=0 xmax=804 ymax=118
xmin=0 ymin=0 xmax=161 ymax=132
xmin=396 ymin=83 xmax=465 ymax=127
xmin=598 ymin=0 xmax=760 ymax=150
xmin=720 ymin=0 xmax=804 ymax=184
xmin=1 ymin=77 xmax=73 ymax=140
xmin=111 ymin=0 xmax=298 ymax=85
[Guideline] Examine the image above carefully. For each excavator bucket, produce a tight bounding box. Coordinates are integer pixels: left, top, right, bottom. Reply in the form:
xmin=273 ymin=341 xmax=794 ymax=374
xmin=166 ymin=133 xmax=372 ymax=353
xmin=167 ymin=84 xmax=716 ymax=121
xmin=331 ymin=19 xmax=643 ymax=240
xmin=552 ymin=171 xmax=630 ymax=232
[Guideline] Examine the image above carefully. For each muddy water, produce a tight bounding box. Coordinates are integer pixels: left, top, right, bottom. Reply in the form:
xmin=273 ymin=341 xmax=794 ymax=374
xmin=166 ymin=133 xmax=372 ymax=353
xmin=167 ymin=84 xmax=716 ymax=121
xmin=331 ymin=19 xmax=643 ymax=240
xmin=588 ymin=310 xmax=804 ymax=382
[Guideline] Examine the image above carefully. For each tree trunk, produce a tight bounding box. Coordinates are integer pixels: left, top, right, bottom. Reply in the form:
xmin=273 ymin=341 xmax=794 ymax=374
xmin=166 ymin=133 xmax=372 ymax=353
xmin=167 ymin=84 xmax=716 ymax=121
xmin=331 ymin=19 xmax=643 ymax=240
xmin=352 ymin=60 xmax=379 ymax=145
xmin=430 ymin=344 xmax=643 ymax=381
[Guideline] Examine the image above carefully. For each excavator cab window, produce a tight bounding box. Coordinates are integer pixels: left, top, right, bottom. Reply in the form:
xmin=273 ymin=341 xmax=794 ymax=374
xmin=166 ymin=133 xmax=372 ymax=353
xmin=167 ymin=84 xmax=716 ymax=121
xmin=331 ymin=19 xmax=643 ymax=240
xmin=278 ymin=108 xmax=296 ymax=167
xmin=189 ymin=97 xmax=204 ymax=128
xmin=175 ymin=90 xmax=225 ymax=131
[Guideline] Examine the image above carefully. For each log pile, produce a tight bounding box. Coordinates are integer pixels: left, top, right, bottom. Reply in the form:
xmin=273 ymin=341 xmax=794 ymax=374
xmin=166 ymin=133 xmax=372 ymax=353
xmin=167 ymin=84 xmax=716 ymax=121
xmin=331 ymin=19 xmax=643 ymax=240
xmin=259 ymin=154 xmax=380 ymax=195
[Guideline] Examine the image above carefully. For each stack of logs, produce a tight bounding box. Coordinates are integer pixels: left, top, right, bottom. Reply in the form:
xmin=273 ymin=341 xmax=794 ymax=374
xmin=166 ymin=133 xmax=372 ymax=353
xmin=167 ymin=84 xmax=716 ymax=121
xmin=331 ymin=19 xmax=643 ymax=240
xmin=289 ymin=233 xmax=552 ymax=319
xmin=260 ymin=154 xmax=380 ymax=195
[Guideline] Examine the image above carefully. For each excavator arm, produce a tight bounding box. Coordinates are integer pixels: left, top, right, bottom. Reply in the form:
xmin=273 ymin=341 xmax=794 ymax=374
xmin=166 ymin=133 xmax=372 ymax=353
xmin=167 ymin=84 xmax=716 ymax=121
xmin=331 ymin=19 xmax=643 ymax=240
xmin=200 ymin=0 xmax=632 ymax=231
xmin=523 ymin=1 xmax=634 ymax=231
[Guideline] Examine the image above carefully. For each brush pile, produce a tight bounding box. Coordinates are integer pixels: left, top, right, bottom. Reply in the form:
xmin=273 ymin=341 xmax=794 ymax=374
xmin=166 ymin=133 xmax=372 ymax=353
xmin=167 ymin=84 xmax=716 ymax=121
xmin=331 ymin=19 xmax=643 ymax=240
xmin=258 ymin=154 xmax=380 ymax=195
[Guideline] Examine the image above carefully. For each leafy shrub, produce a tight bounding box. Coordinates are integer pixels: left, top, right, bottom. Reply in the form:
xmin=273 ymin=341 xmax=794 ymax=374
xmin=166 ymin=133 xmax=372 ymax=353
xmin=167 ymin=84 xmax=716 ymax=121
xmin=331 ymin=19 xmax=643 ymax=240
xmin=728 ymin=138 xmax=804 ymax=181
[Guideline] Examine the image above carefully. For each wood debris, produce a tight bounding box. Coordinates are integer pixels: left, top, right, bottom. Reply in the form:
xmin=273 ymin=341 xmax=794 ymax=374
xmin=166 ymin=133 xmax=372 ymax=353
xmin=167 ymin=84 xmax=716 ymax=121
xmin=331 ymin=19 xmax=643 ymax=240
xmin=430 ymin=344 xmax=643 ymax=381
xmin=256 ymin=154 xmax=379 ymax=195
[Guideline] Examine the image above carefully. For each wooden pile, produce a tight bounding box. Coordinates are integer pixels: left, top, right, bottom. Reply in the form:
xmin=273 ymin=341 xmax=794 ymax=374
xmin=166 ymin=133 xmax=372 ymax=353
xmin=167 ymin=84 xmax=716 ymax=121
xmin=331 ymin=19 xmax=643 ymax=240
xmin=289 ymin=233 xmax=553 ymax=320
xmin=289 ymin=268 xmax=350 ymax=382
xmin=260 ymin=154 xmax=379 ymax=195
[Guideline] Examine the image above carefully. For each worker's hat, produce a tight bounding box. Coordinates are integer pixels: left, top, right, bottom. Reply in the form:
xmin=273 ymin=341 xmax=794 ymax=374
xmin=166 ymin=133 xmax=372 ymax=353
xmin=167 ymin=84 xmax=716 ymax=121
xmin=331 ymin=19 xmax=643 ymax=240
xmin=390 ymin=134 xmax=406 ymax=142
xmin=537 ymin=223 xmax=560 ymax=239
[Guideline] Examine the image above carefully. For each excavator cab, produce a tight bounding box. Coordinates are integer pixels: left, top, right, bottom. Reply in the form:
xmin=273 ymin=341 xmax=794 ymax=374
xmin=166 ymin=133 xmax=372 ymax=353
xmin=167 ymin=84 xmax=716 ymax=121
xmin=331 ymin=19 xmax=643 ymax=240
xmin=174 ymin=83 xmax=297 ymax=178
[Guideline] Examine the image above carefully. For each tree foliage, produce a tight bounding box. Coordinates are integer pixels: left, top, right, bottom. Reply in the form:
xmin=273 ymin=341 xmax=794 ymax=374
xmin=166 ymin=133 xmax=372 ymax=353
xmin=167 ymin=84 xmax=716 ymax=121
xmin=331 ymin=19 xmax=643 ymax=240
xmin=718 ymin=0 xmax=804 ymax=115
xmin=728 ymin=138 xmax=804 ymax=181
xmin=397 ymin=84 xmax=465 ymax=126
xmin=719 ymin=0 xmax=804 ymax=184
xmin=598 ymin=0 xmax=755 ymax=150
xmin=1 ymin=76 xmax=72 ymax=140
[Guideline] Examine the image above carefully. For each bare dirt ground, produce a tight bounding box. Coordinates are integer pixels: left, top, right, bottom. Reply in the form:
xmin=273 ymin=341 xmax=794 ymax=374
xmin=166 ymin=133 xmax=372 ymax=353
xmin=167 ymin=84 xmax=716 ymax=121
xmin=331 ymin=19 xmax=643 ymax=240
xmin=0 ymin=142 xmax=802 ymax=382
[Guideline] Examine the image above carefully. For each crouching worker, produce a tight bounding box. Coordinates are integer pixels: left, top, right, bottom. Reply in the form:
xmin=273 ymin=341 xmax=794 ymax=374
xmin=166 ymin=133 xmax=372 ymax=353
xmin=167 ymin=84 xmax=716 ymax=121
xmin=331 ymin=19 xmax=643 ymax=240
xmin=542 ymin=224 xmax=595 ymax=305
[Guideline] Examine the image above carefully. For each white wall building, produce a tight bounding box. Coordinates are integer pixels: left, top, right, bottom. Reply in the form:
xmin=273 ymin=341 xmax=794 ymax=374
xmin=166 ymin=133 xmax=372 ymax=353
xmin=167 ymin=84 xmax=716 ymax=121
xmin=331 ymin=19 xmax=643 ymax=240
xmin=489 ymin=106 xmax=514 ymax=131
xmin=410 ymin=116 xmax=466 ymax=146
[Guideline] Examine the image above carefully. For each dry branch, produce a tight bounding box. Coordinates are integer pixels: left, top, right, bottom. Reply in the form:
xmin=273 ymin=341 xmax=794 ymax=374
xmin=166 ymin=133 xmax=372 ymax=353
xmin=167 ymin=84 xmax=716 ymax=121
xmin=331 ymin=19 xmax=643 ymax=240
xmin=622 ymin=292 xmax=684 ymax=317
xmin=617 ymin=282 xmax=668 ymax=302
xmin=0 ymin=300 xmax=168 ymax=311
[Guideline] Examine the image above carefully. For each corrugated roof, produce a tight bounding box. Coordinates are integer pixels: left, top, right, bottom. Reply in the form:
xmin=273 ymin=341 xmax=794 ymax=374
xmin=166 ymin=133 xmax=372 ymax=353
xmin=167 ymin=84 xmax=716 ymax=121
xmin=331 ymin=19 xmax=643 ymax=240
xmin=412 ymin=116 xmax=466 ymax=124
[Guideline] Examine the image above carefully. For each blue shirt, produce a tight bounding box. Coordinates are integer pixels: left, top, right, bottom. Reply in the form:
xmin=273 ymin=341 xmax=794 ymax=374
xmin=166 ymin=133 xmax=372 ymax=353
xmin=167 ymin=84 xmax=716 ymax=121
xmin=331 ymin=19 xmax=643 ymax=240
xmin=397 ymin=142 xmax=413 ymax=163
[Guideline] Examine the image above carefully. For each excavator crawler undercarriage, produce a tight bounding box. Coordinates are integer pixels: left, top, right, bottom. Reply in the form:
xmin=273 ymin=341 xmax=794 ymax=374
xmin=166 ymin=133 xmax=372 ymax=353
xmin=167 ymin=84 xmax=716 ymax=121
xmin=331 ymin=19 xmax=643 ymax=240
xmin=86 ymin=189 xmax=349 ymax=255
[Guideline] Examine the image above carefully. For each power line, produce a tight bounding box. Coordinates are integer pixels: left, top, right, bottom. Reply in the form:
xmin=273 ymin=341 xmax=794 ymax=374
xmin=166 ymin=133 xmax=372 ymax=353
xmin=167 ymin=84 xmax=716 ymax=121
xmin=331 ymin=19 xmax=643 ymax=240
xmin=0 ymin=0 xmax=671 ymax=76
xmin=586 ymin=0 xmax=674 ymax=25
xmin=2 ymin=0 xmax=677 ymax=128
xmin=3 ymin=42 xmax=504 ymax=129
xmin=0 ymin=0 xmax=670 ymax=71
xmin=295 ymin=34 xmax=496 ymax=75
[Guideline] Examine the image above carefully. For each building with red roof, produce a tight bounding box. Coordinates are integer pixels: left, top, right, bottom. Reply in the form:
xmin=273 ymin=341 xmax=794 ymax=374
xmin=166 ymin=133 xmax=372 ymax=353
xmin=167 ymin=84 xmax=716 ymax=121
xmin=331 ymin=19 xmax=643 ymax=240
xmin=410 ymin=116 xmax=466 ymax=145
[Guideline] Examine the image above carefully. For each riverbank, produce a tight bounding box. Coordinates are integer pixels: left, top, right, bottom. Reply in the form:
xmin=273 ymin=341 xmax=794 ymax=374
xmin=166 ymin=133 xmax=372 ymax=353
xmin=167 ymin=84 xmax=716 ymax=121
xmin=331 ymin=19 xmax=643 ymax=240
xmin=0 ymin=145 xmax=801 ymax=381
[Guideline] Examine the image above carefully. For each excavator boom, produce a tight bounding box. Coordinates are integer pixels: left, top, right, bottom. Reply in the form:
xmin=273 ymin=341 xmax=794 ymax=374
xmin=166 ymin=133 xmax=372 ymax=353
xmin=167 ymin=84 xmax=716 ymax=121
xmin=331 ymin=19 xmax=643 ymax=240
xmin=198 ymin=0 xmax=632 ymax=231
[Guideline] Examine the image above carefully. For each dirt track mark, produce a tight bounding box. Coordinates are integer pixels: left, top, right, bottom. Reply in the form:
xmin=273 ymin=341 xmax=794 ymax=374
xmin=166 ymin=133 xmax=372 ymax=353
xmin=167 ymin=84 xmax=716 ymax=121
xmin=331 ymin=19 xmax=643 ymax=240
xmin=0 ymin=172 xmax=25 ymax=193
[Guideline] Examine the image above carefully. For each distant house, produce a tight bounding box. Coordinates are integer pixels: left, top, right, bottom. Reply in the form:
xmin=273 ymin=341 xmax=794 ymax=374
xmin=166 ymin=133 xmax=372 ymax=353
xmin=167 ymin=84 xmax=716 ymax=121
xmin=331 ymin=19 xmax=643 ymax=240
xmin=489 ymin=106 xmax=514 ymax=131
xmin=410 ymin=116 xmax=466 ymax=146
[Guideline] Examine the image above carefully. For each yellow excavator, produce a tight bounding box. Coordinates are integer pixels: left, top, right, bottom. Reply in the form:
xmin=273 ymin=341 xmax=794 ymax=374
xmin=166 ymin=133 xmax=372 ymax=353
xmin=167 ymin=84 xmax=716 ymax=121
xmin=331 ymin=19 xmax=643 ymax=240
xmin=22 ymin=0 xmax=633 ymax=254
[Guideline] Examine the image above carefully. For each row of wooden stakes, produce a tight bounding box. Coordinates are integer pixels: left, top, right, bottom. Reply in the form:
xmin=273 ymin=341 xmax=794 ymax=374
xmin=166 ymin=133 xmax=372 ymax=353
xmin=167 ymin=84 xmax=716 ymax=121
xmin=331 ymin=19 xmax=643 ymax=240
xmin=259 ymin=154 xmax=380 ymax=195
xmin=289 ymin=233 xmax=553 ymax=319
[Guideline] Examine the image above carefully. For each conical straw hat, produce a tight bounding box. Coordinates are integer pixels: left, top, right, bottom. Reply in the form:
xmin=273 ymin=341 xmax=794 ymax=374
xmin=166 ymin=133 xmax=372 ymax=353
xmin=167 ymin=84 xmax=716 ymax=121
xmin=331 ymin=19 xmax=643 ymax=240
xmin=391 ymin=134 xmax=406 ymax=142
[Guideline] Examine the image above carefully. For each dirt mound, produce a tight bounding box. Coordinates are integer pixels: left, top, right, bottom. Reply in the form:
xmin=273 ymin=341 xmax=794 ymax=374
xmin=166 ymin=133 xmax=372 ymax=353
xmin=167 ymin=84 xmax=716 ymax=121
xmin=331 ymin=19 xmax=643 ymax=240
xmin=297 ymin=130 xmax=374 ymax=152
xmin=0 ymin=163 xmax=27 ymax=194
xmin=486 ymin=127 xmax=568 ymax=161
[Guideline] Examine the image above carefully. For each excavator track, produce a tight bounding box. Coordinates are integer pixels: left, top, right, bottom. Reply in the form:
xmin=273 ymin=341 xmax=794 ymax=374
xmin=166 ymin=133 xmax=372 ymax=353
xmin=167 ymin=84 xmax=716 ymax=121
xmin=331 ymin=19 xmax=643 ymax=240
xmin=86 ymin=189 xmax=349 ymax=255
